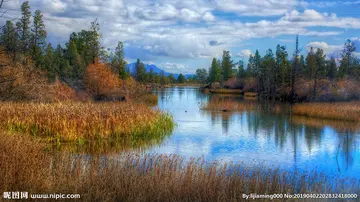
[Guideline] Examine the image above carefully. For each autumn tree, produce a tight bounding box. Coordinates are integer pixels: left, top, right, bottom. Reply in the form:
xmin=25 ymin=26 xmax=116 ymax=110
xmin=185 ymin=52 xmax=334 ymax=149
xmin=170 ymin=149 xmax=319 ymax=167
xmin=84 ymin=62 xmax=120 ymax=97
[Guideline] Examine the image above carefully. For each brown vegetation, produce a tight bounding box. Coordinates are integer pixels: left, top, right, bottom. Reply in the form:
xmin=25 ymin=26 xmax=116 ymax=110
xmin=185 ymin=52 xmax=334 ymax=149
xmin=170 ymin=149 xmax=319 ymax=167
xmin=293 ymin=102 xmax=360 ymax=122
xmin=201 ymin=97 xmax=255 ymax=112
xmin=84 ymin=61 xmax=121 ymax=98
xmin=1 ymin=133 xmax=359 ymax=202
xmin=291 ymin=115 xmax=360 ymax=133
xmin=0 ymin=102 xmax=174 ymax=143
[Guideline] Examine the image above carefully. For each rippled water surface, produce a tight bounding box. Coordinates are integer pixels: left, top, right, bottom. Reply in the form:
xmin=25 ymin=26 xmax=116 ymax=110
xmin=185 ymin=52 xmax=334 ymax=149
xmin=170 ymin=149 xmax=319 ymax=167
xmin=146 ymin=87 xmax=360 ymax=178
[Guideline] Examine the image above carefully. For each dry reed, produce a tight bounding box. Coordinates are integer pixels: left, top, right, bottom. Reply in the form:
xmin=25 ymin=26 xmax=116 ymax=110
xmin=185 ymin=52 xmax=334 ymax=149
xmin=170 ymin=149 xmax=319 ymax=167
xmin=201 ymin=98 xmax=255 ymax=112
xmin=0 ymin=102 xmax=174 ymax=143
xmin=293 ymin=102 xmax=360 ymax=122
xmin=0 ymin=133 xmax=359 ymax=202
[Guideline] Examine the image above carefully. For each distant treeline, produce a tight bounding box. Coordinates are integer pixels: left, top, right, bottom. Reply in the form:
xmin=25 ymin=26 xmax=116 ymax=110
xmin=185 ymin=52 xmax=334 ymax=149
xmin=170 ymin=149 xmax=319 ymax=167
xmin=195 ymin=37 xmax=360 ymax=102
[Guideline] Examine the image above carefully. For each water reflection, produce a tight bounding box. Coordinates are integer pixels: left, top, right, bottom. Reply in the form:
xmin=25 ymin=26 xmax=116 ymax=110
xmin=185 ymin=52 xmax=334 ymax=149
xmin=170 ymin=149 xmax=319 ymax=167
xmin=150 ymin=87 xmax=360 ymax=179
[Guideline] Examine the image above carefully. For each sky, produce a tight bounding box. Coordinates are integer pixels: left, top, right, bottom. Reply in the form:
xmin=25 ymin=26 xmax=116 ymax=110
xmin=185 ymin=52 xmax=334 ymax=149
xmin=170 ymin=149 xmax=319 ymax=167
xmin=1 ymin=0 xmax=360 ymax=74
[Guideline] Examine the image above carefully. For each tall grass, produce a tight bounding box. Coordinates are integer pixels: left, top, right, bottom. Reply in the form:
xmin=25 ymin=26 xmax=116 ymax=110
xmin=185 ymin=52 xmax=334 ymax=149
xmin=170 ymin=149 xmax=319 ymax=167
xmin=0 ymin=102 xmax=174 ymax=143
xmin=201 ymin=98 xmax=255 ymax=112
xmin=0 ymin=133 xmax=359 ymax=202
xmin=293 ymin=102 xmax=360 ymax=122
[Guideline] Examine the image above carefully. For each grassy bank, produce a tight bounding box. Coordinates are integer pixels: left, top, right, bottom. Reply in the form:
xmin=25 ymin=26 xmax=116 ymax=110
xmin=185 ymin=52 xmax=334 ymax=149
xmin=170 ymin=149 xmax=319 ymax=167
xmin=0 ymin=102 xmax=174 ymax=143
xmin=293 ymin=102 xmax=360 ymax=122
xmin=1 ymin=133 xmax=359 ymax=202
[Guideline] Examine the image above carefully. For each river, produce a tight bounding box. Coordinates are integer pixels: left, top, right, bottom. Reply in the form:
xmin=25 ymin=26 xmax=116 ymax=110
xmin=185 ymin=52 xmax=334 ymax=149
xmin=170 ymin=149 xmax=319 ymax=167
xmin=146 ymin=86 xmax=360 ymax=179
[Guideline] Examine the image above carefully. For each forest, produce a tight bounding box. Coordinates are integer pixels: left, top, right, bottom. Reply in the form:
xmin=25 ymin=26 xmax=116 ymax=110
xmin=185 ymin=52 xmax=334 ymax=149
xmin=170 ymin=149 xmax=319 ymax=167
xmin=196 ymin=37 xmax=360 ymax=102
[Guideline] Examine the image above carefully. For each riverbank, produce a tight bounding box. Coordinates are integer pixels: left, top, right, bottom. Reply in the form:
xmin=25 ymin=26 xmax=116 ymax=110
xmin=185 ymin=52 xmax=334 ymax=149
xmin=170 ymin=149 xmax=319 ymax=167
xmin=0 ymin=102 xmax=174 ymax=144
xmin=1 ymin=133 xmax=358 ymax=202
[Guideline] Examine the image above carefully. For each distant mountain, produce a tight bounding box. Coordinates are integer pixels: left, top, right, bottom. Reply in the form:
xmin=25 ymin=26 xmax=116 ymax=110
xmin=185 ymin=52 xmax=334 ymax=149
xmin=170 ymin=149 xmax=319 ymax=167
xmin=126 ymin=63 xmax=194 ymax=79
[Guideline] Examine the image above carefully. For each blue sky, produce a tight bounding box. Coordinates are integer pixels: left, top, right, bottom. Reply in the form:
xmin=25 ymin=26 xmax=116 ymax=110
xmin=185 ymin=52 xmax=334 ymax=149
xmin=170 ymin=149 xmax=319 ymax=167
xmin=2 ymin=0 xmax=360 ymax=74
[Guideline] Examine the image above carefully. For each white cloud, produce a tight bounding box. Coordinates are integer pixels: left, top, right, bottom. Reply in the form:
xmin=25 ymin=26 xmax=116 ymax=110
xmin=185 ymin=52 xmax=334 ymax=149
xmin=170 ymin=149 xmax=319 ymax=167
xmin=158 ymin=62 xmax=191 ymax=73
xmin=305 ymin=42 xmax=343 ymax=58
xmin=236 ymin=49 xmax=252 ymax=58
xmin=210 ymin=0 xmax=303 ymax=16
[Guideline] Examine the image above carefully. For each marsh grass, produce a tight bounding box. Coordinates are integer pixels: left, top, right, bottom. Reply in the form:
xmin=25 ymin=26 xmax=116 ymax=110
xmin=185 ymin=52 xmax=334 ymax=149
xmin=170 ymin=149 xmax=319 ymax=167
xmin=0 ymin=102 xmax=174 ymax=144
xmin=292 ymin=115 xmax=360 ymax=133
xmin=134 ymin=94 xmax=159 ymax=105
xmin=209 ymin=89 xmax=243 ymax=94
xmin=201 ymin=98 xmax=255 ymax=112
xmin=293 ymin=102 xmax=360 ymax=122
xmin=1 ymin=133 xmax=359 ymax=202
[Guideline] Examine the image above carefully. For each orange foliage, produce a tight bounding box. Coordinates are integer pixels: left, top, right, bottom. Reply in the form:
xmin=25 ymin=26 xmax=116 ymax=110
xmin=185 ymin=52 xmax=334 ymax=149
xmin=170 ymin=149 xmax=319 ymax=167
xmin=50 ymin=79 xmax=79 ymax=102
xmin=84 ymin=62 xmax=120 ymax=97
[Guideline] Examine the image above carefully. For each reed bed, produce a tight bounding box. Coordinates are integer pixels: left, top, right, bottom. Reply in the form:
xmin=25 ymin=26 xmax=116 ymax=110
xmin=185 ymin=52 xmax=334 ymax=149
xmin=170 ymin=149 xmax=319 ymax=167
xmin=292 ymin=115 xmax=360 ymax=133
xmin=293 ymin=102 xmax=360 ymax=122
xmin=0 ymin=102 xmax=174 ymax=143
xmin=201 ymin=98 xmax=255 ymax=112
xmin=1 ymin=133 xmax=359 ymax=202
xmin=209 ymin=89 xmax=243 ymax=94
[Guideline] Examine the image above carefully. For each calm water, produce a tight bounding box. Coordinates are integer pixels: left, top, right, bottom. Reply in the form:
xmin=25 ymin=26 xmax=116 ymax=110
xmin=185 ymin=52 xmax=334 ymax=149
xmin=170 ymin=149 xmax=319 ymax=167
xmin=146 ymin=86 xmax=360 ymax=179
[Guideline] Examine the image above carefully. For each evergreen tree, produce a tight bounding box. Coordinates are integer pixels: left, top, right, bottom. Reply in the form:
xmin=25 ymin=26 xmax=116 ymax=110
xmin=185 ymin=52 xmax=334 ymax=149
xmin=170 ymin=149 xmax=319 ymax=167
xmin=275 ymin=45 xmax=290 ymax=85
xmin=221 ymin=50 xmax=233 ymax=81
xmin=195 ymin=68 xmax=208 ymax=83
xmin=16 ymin=1 xmax=31 ymax=55
xmin=135 ymin=58 xmax=146 ymax=82
xmin=338 ymin=39 xmax=356 ymax=78
xmin=111 ymin=41 xmax=128 ymax=80
xmin=67 ymin=40 xmax=85 ymax=79
xmin=1 ymin=21 xmax=18 ymax=60
xmin=89 ymin=19 xmax=102 ymax=64
xmin=177 ymin=73 xmax=186 ymax=83
xmin=209 ymin=58 xmax=221 ymax=83
xmin=31 ymin=10 xmax=47 ymax=66
xmin=43 ymin=43 xmax=56 ymax=81
xmin=260 ymin=49 xmax=276 ymax=98
xmin=327 ymin=57 xmax=337 ymax=80
xmin=306 ymin=47 xmax=317 ymax=78
xmin=312 ymin=48 xmax=326 ymax=99
xmin=237 ymin=60 xmax=245 ymax=78
xmin=168 ymin=74 xmax=176 ymax=84
xmin=290 ymin=36 xmax=300 ymax=101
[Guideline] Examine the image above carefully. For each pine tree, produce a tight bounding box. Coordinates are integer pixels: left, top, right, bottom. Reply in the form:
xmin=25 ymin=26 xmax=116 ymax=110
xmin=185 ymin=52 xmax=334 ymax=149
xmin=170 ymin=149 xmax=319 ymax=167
xmin=209 ymin=58 xmax=221 ymax=83
xmin=31 ymin=10 xmax=47 ymax=66
xmin=306 ymin=47 xmax=317 ymax=78
xmin=338 ymin=39 xmax=356 ymax=78
xmin=237 ymin=60 xmax=245 ymax=78
xmin=67 ymin=40 xmax=85 ymax=79
xmin=290 ymin=36 xmax=300 ymax=101
xmin=16 ymin=1 xmax=31 ymax=56
xmin=327 ymin=57 xmax=337 ymax=80
xmin=312 ymin=48 xmax=326 ymax=100
xmin=111 ymin=41 xmax=128 ymax=80
xmin=1 ymin=21 xmax=18 ymax=60
xmin=221 ymin=50 xmax=233 ymax=81
xmin=177 ymin=74 xmax=186 ymax=83
xmin=43 ymin=43 xmax=56 ymax=81
xmin=135 ymin=58 xmax=146 ymax=82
